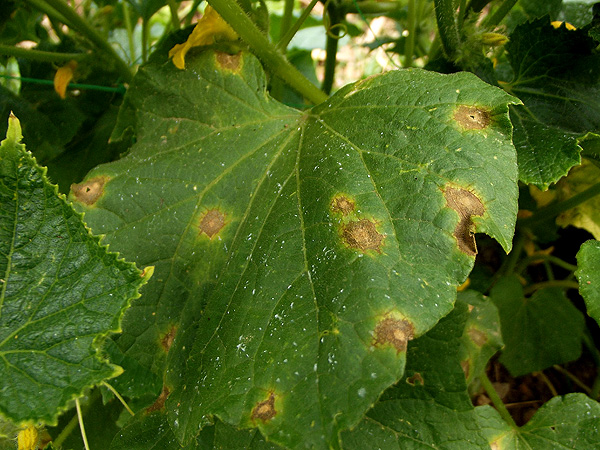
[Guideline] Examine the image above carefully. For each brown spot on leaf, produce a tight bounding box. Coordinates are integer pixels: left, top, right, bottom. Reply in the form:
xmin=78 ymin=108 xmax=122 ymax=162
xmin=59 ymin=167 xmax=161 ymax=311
xmin=160 ymin=325 xmax=177 ymax=353
xmin=461 ymin=359 xmax=470 ymax=378
xmin=373 ymin=316 xmax=414 ymax=353
xmin=216 ymin=52 xmax=241 ymax=71
xmin=468 ymin=327 xmax=488 ymax=347
xmin=251 ymin=392 xmax=277 ymax=423
xmin=199 ymin=209 xmax=226 ymax=238
xmin=444 ymin=187 xmax=485 ymax=256
xmin=454 ymin=105 xmax=491 ymax=130
xmin=406 ymin=372 xmax=424 ymax=386
xmin=342 ymin=219 xmax=384 ymax=252
xmin=70 ymin=177 xmax=107 ymax=206
xmin=331 ymin=195 xmax=355 ymax=216
xmin=146 ymin=385 xmax=170 ymax=413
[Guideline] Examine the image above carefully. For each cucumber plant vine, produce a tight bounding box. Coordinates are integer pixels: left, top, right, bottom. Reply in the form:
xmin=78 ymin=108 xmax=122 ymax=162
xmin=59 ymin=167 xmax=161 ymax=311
xmin=2 ymin=0 xmax=600 ymax=449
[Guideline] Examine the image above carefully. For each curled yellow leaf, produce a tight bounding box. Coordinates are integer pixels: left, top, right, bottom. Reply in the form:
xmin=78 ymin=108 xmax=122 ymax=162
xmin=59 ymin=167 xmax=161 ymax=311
xmin=169 ymin=6 xmax=238 ymax=70
xmin=53 ymin=60 xmax=78 ymax=99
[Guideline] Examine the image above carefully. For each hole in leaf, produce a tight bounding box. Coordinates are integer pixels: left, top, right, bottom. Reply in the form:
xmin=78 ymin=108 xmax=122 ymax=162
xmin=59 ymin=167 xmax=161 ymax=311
xmin=70 ymin=177 xmax=108 ymax=206
xmin=454 ymin=105 xmax=491 ymax=130
xmin=443 ymin=186 xmax=485 ymax=256
xmin=199 ymin=209 xmax=226 ymax=239
xmin=146 ymin=385 xmax=171 ymax=413
xmin=342 ymin=219 xmax=384 ymax=252
xmin=251 ymin=392 xmax=277 ymax=423
xmin=373 ymin=316 xmax=414 ymax=353
xmin=331 ymin=195 xmax=355 ymax=216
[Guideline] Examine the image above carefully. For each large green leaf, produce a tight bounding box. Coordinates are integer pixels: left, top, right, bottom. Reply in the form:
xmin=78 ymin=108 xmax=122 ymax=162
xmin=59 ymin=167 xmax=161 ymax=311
xmin=475 ymin=394 xmax=600 ymax=449
xmin=73 ymin=48 xmax=519 ymax=449
xmin=341 ymin=301 xmax=489 ymax=449
xmin=0 ymin=115 xmax=149 ymax=425
xmin=490 ymin=276 xmax=584 ymax=377
xmin=503 ymin=17 xmax=600 ymax=188
xmin=576 ymin=239 xmax=600 ymax=326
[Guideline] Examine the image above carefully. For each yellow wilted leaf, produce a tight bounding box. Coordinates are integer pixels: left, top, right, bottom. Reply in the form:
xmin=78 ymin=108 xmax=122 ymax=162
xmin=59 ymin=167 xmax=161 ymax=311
xmin=169 ymin=6 xmax=238 ymax=70
xmin=53 ymin=60 xmax=78 ymax=99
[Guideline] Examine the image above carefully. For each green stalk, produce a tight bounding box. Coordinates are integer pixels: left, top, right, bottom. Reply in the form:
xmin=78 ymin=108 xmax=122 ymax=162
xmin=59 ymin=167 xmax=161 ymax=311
xmin=523 ymin=280 xmax=579 ymax=296
xmin=208 ymin=0 xmax=328 ymax=104
xmin=342 ymin=1 xmax=403 ymax=14
xmin=141 ymin=19 xmax=150 ymax=63
xmin=480 ymin=372 xmax=518 ymax=428
xmin=519 ymin=181 xmax=600 ymax=227
xmin=322 ymin=15 xmax=341 ymax=94
xmin=433 ymin=0 xmax=460 ymax=60
xmin=122 ymin=2 xmax=136 ymax=65
xmin=0 ymin=74 xmax=126 ymax=94
xmin=484 ymin=0 xmax=518 ymax=28
xmin=0 ymin=45 xmax=86 ymax=63
xmin=280 ymin=0 xmax=295 ymax=43
xmin=458 ymin=0 xmax=467 ymax=28
xmin=36 ymin=0 xmax=132 ymax=81
xmin=24 ymin=0 xmax=73 ymax=28
xmin=167 ymin=0 xmax=181 ymax=30
xmin=516 ymin=254 xmax=578 ymax=275
xmin=404 ymin=0 xmax=417 ymax=67
xmin=278 ymin=0 xmax=320 ymax=51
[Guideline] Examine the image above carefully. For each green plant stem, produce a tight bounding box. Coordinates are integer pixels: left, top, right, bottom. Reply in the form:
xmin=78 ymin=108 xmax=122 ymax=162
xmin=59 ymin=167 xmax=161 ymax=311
xmin=141 ymin=19 xmax=150 ymax=63
xmin=484 ymin=0 xmax=518 ymax=28
xmin=280 ymin=0 xmax=295 ymax=43
xmin=480 ymin=371 xmax=517 ymax=428
xmin=0 ymin=74 xmax=126 ymax=94
xmin=122 ymin=2 xmax=136 ymax=65
xmin=404 ymin=0 xmax=417 ymax=67
xmin=24 ymin=0 xmax=73 ymax=28
xmin=519 ymin=181 xmax=600 ymax=228
xmin=322 ymin=2 xmax=342 ymax=95
xmin=167 ymin=0 xmax=180 ymax=30
xmin=433 ymin=0 xmax=460 ymax=60
xmin=342 ymin=1 xmax=403 ymax=14
xmin=457 ymin=0 xmax=467 ymax=27
xmin=278 ymin=0 xmax=320 ymax=51
xmin=504 ymin=232 xmax=526 ymax=276
xmin=38 ymin=0 xmax=133 ymax=81
xmin=53 ymin=390 xmax=100 ymax=448
xmin=553 ymin=365 xmax=593 ymax=396
xmin=0 ymin=45 xmax=86 ymax=63
xmin=534 ymin=371 xmax=558 ymax=396
xmin=102 ymin=381 xmax=135 ymax=416
xmin=75 ymin=398 xmax=91 ymax=450
xmin=516 ymin=254 xmax=579 ymax=275
xmin=523 ymin=279 xmax=579 ymax=296
xmin=208 ymin=0 xmax=327 ymax=104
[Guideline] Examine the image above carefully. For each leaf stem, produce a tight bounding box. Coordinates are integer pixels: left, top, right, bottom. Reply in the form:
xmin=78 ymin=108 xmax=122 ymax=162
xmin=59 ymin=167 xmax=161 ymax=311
xmin=0 ymin=44 xmax=86 ymax=63
xmin=484 ymin=0 xmax=518 ymax=28
xmin=553 ymin=365 xmax=593 ymax=396
xmin=141 ymin=19 xmax=150 ymax=63
xmin=102 ymin=381 xmax=135 ymax=416
xmin=279 ymin=0 xmax=295 ymax=45
xmin=322 ymin=2 xmax=342 ymax=95
xmin=480 ymin=371 xmax=517 ymax=428
xmin=342 ymin=1 xmax=403 ymax=14
xmin=53 ymin=390 xmax=100 ymax=448
xmin=523 ymin=279 xmax=579 ymax=296
xmin=75 ymin=398 xmax=91 ymax=450
xmin=38 ymin=0 xmax=132 ymax=81
xmin=167 ymin=0 xmax=180 ymax=30
xmin=516 ymin=254 xmax=578 ymax=275
xmin=534 ymin=371 xmax=558 ymax=397
xmin=122 ymin=2 xmax=136 ymax=65
xmin=519 ymin=181 xmax=600 ymax=227
xmin=277 ymin=0 xmax=320 ymax=51
xmin=207 ymin=0 xmax=328 ymax=104
xmin=433 ymin=0 xmax=460 ymax=60
xmin=404 ymin=0 xmax=417 ymax=67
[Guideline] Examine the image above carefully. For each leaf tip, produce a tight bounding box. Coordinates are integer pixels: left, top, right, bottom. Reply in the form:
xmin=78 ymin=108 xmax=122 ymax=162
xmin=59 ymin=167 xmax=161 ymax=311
xmin=5 ymin=112 xmax=23 ymax=144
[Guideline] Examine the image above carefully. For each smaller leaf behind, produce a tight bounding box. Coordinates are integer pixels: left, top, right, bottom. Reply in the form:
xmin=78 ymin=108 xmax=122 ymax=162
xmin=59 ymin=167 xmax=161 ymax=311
xmin=0 ymin=114 xmax=149 ymax=425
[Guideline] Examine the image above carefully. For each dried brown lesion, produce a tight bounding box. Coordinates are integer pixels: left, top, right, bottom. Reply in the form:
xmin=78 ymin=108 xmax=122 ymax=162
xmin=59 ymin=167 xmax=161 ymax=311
xmin=330 ymin=195 xmax=355 ymax=216
xmin=342 ymin=219 xmax=385 ymax=253
xmin=70 ymin=176 xmax=108 ymax=206
xmin=453 ymin=105 xmax=491 ymax=130
xmin=215 ymin=52 xmax=242 ymax=71
xmin=372 ymin=315 xmax=415 ymax=354
xmin=146 ymin=385 xmax=171 ymax=413
xmin=443 ymin=186 xmax=485 ymax=256
xmin=160 ymin=325 xmax=177 ymax=353
xmin=199 ymin=208 xmax=226 ymax=238
xmin=251 ymin=392 xmax=277 ymax=423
